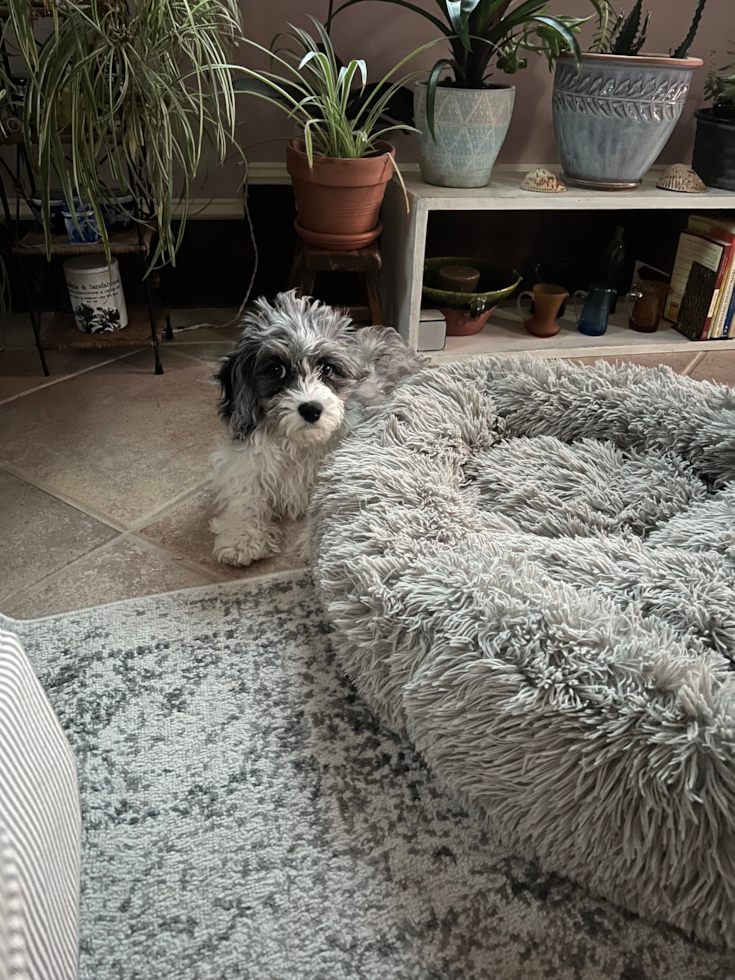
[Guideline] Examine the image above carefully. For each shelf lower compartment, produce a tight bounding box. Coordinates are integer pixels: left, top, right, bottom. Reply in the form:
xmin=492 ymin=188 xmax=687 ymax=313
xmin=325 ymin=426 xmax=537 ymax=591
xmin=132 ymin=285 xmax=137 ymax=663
xmin=428 ymin=306 xmax=735 ymax=363
xmin=41 ymin=305 xmax=169 ymax=350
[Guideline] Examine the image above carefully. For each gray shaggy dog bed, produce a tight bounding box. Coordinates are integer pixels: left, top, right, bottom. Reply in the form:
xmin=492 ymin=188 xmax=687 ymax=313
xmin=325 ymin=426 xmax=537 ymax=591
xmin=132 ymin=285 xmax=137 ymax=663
xmin=309 ymin=355 xmax=735 ymax=949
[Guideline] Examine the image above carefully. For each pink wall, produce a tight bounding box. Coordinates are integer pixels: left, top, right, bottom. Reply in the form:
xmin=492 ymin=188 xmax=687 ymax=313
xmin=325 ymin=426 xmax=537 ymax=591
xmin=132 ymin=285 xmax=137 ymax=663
xmin=212 ymin=0 xmax=726 ymax=193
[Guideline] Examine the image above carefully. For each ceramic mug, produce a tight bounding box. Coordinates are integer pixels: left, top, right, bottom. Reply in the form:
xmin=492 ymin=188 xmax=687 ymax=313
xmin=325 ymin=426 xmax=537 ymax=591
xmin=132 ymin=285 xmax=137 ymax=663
xmin=574 ymin=284 xmax=617 ymax=337
xmin=517 ymin=283 xmax=569 ymax=337
xmin=625 ymin=279 xmax=673 ymax=333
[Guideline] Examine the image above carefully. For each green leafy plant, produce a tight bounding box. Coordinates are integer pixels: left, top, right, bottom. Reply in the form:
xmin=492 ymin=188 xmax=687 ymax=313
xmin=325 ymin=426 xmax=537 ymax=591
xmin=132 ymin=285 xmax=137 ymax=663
xmin=589 ymin=0 xmax=709 ymax=58
xmin=705 ymin=45 xmax=735 ymax=118
xmin=610 ymin=0 xmax=649 ymax=55
xmin=1 ymin=0 xmax=242 ymax=267
xmin=588 ymin=1 xmax=618 ymax=53
xmin=233 ymin=17 xmax=436 ymax=163
xmin=705 ymin=46 xmax=735 ymax=101
xmin=671 ymin=0 xmax=709 ymax=59
xmin=328 ymin=0 xmax=588 ymax=136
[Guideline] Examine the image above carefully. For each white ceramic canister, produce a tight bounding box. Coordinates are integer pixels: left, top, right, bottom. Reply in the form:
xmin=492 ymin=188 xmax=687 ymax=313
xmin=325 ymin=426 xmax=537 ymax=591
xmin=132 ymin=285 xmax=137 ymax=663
xmin=63 ymin=256 xmax=128 ymax=333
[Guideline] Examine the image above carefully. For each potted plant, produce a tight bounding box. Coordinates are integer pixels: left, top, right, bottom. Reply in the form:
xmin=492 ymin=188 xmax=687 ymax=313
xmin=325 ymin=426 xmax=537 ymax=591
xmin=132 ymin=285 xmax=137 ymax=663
xmin=234 ymin=19 xmax=436 ymax=249
xmin=552 ymin=0 xmax=708 ymax=190
xmin=692 ymin=46 xmax=735 ymax=191
xmin=329 ymin=0 xmax=587 ymax=188
xmin=1 ymin=0 xmax=242 ymax=266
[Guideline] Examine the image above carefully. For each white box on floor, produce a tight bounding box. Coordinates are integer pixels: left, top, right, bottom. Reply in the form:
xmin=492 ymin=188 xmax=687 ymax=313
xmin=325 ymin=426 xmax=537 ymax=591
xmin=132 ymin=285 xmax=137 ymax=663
xmin=418 ymin=309 xmax=447 ymax=352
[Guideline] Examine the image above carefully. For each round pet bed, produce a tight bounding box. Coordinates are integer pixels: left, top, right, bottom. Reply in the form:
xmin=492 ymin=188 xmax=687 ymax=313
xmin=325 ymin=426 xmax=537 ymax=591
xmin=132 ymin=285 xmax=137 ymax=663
xmin=309 ymin=356 xmax=735 ymax=948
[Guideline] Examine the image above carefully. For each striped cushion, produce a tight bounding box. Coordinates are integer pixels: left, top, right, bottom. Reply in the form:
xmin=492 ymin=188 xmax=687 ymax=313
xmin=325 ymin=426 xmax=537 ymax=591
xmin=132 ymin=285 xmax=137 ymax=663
xmin=0 ymin=628 xmax=81 ymax=980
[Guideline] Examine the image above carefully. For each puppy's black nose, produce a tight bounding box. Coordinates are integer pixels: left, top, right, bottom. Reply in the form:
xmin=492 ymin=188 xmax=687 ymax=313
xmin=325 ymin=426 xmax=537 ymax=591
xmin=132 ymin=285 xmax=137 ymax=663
xmin=298 ymin=401 xmax=323 ymax=424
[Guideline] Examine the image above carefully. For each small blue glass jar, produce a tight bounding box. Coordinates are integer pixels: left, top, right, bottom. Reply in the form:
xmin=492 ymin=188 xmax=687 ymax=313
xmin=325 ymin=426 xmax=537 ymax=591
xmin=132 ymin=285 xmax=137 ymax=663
xmin=574 ymin=284 xmax=617 ymax=337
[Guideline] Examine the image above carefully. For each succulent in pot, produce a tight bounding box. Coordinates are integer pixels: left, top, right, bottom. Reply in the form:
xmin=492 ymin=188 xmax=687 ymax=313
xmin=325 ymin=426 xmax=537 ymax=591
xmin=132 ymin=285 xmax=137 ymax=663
xmin=703 ymin=46 xmax=735 ymax=120
xmin=234 ymin=18 xmax=437 ymax=249
xmin=552 ymin=0 xmax=708 ymax=190
xmin=330 ymin=0 xmax=587 ymax=188
xmin=692 ymin=46 xmax=735 ymax=192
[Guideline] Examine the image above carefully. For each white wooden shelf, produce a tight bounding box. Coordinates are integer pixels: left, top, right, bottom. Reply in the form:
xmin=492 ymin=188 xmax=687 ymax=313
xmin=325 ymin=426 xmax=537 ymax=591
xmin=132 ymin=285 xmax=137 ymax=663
xmin=397 ymin=166 xmax=735 ymax=211
xmin=430 ymin=304 xmax=735 ymax=364
xmin=379 ymin=165 xmax=735 ymax=359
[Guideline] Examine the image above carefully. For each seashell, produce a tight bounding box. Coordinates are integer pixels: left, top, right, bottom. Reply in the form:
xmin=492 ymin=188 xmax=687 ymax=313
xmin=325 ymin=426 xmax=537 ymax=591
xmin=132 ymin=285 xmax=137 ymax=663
xmin=519 ymin=168 xmax=567 ymax=193
xmin=656 ymin=164 xmax=708 ymax=194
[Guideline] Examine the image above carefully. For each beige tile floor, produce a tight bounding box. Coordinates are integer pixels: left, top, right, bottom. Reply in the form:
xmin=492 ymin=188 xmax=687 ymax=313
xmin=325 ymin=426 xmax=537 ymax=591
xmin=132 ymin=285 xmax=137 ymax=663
xmin=1 ymin=309 xmax=733 ymax=619
xmin=0 ymin=308 xmax=308 ymax=619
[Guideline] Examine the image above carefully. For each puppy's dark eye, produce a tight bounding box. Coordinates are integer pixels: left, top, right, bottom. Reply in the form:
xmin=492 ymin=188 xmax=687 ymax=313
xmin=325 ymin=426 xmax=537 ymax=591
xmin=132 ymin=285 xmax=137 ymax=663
xmin=321 ymin=363 xmax=333 ymax=378
xmin=270 ymin=363 xmax=287 ymax=380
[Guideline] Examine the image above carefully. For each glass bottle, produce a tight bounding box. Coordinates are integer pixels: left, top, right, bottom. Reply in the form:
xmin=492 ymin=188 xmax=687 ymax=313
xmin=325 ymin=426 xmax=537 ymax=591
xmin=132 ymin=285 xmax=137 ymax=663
xmin=602 ymin=225 xmax=626 ymax=314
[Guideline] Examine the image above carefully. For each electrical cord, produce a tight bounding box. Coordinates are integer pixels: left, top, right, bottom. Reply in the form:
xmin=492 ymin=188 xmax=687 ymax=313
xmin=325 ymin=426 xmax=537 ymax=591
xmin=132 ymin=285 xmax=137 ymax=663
xmin=170 ymin=152 xmax=259 ymax=335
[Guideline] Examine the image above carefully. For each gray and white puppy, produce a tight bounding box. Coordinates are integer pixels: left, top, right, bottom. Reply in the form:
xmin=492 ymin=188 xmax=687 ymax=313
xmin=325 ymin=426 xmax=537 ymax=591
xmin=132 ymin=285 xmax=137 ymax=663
xmin=209 ymin=289 xmax=426 ymax=566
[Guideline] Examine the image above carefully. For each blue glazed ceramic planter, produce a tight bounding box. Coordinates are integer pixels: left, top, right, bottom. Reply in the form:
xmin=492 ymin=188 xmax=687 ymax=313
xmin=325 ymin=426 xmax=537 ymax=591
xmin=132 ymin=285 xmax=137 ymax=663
xmin=552 ymin=52 xmax=702 ymax=190
xmin=414 ymin=81 xmax=515 ymax=188
xmin=61 ymin=200 xmax=102 ymax=244
xmin=29 ymin=190 xmax=66 ymax=235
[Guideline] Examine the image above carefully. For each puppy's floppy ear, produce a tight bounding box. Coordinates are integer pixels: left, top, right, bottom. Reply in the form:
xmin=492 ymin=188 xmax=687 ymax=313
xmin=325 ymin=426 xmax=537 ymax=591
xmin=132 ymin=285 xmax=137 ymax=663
xmin=215 ymin=348 xmax=262 ymax=439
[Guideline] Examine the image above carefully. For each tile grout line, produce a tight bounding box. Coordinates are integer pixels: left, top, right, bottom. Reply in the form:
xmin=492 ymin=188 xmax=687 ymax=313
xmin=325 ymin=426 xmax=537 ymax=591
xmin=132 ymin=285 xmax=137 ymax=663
xmin=681 ymin=351 xmax=707 ymax=377
xmin=0 ymin=525 xmax=225 ymax=613
xmin=128 ymin=530 xmax=232 ymax=583
xmin=165 ymin=346 xmax=230 ymax=366
xmin=0 ymin=532 xmax=126 ymax=607
xmin=0 ymin=529 xmax=125 ymax=607
xmin=0 ymin=348 xmax=145 ymax=407
xmin=119 ymin=532 xmax=227 ymax=583
xmin=126 ymin=481 xmax=211 ymax=532
xmin=0 ymin=465 xmax=212 ymax=535
xmin=0 ymin=461 xmax=128 ymax=532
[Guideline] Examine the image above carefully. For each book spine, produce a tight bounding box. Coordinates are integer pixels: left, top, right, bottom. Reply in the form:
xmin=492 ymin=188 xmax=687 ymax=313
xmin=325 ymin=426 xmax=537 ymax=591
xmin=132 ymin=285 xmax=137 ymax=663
xmin=723 ymin=287 xmax=735 ymax=339
xmin=712 ymin=255 xmax=735 ymax=338
xmin=688 ymin=215 xmax=735 ymax=238
xmin=701 ymin=241 xmax=733 ymax=340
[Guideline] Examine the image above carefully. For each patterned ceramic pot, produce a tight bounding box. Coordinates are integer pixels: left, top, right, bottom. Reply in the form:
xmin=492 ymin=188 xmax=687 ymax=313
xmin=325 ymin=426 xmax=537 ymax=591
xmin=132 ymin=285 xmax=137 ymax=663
xmin=414 ymin=81 xmax=515 ymax=188
xmin=552 ymin=52 xmax=702 ymax=190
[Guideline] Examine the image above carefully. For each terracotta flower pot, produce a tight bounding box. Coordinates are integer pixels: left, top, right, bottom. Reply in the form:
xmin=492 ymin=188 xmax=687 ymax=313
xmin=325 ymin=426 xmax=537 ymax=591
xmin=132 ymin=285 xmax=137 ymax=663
xmin=286 ymin=140 xmax=396 ymax=250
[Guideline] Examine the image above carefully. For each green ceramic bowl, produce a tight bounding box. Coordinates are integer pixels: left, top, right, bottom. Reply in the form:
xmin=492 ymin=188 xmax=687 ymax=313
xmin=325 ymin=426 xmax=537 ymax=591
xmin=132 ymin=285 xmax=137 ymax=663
xmin=423 ymin=257 xmax=522 ymax=314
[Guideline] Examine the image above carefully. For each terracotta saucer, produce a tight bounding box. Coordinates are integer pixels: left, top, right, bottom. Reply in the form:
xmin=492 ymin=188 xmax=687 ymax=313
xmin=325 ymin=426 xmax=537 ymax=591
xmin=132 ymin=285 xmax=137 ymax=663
xmin=293 ymin=219 xmax=383 ymax=251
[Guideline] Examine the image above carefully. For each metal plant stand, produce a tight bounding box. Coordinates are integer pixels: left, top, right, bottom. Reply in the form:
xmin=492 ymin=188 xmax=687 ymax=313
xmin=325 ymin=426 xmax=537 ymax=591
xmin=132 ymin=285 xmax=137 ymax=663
xmin=0 ymin=17 xmax=171 ymax=376
xmin=11 ymin=218 xmax=170 ymax=376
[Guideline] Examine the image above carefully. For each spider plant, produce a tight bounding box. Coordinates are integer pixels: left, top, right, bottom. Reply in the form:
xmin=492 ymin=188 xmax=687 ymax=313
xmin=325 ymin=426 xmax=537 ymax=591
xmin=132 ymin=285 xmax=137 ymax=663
xmin=328 ymin=0 xmax=588 ymax=136
xmin=588 ymin=0 xmax=709 ymax=58
xmin=1 ymin=0 xmax=242 ymax=267
xmin=233 ymin=17 xmax=438 ymax=164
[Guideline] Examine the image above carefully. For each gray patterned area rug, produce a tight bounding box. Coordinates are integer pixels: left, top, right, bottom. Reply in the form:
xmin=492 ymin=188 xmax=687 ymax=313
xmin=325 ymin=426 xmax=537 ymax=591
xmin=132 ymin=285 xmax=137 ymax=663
xmin=5 ymin=572 xmax=733 ymax=980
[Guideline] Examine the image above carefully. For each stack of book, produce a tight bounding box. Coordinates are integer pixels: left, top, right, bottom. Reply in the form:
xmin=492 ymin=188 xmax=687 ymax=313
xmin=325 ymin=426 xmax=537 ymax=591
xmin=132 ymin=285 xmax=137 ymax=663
xmin=667 ymin=214 xmax=735 ymax=341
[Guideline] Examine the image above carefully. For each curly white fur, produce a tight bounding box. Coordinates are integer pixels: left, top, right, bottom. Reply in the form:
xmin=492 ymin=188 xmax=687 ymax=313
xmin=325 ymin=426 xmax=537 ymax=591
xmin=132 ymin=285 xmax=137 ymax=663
xmin=209 ymin=291 xmax=426 ymax=566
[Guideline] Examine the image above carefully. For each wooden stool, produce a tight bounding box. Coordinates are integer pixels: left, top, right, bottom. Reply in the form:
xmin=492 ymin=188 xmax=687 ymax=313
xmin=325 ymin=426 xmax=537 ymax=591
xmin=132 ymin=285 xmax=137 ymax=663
xmin=288 ymin=240 xmax=384 ymax=325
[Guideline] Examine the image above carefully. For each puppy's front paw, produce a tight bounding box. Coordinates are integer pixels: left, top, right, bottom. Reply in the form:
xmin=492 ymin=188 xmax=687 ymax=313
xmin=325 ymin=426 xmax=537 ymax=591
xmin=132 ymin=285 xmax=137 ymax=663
xmin=214 ymin=536 xmax=277 ymax=567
